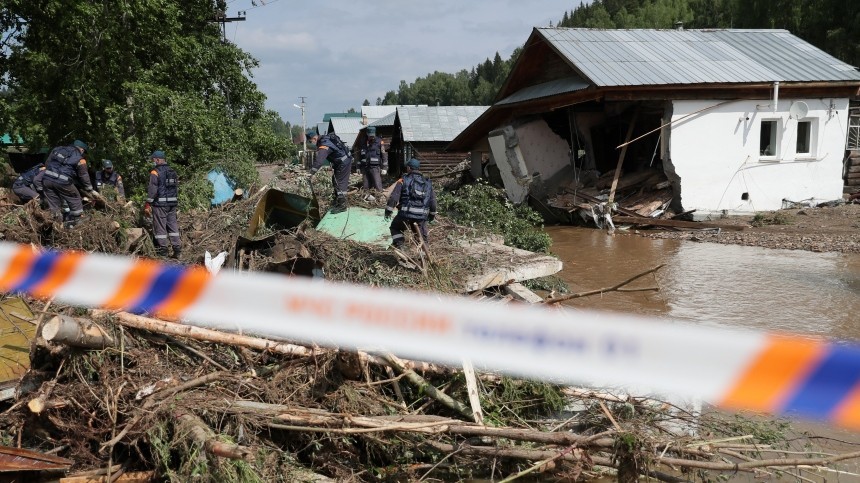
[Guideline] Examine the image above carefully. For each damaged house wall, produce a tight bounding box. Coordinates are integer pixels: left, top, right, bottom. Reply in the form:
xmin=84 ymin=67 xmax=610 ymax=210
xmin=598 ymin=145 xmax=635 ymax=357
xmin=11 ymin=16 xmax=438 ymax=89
xmin=669 ymin=98 xmax=849 ymax=215
xmin=488 ymin=119 xmax=572 ymax=203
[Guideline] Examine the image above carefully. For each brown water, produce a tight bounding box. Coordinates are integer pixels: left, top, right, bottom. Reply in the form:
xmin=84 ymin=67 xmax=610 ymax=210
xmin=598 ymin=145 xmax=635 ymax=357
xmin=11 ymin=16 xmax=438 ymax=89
xmin=547 ymin=226 xmax=860 ymax=341
xmin=547 ymin=226 xmax=860 ymax=481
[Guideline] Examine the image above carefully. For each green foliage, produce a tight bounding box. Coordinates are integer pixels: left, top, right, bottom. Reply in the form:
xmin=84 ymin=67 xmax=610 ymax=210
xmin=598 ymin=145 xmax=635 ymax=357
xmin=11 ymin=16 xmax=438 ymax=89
xmin=481 ymin=377 xmax=567 ymax=426
xmin=439 ymin=181 xmax=552 ymax=253
xmin=751 ymin=211 xmax=792 ymax=227
xmin=0 ymin=0 xmax=294 ymax=204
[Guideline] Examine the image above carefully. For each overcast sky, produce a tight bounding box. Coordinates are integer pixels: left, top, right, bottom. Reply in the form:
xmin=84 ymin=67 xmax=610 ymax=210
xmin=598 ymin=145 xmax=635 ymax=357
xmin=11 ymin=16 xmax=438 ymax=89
xmin=228 ymin=0 xmax=577 ymax=128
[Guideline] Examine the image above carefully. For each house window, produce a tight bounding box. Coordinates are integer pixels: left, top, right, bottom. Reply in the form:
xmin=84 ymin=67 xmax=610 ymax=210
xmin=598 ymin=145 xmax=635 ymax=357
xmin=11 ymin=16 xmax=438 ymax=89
xmin=796 ymin=121 xmax=812 ymax=155
xmin=849 ymin=115 xmax=860 ymax=151
xmin=760 ymin=120 xmax=778 ymax=158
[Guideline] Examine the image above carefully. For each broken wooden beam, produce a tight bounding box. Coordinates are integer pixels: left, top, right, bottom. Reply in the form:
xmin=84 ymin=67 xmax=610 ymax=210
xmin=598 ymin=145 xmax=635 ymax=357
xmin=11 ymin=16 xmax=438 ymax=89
xmin=612 ymin=216 xmax=746 ymax=231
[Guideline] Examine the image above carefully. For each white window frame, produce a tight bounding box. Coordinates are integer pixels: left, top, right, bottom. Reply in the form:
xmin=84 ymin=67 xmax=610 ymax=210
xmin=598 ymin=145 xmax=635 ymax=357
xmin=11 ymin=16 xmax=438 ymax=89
xmin=759 ymin=119 xmax=781 ymax=161
xmin=848 ymin=114 xmax=860 ymax=151
xmin=794 ymin=118 xmax=818 ymax=159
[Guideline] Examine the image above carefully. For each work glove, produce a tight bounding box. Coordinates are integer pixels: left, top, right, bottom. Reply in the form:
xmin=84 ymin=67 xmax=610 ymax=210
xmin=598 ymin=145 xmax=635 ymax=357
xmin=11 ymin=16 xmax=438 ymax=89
xmin=144 ymin=202 xmax=152 ymax=216
xmin=381 ymin=169 xmax=387 ymax=176
xmin=384 ymin=209 xmax=392 ymax=221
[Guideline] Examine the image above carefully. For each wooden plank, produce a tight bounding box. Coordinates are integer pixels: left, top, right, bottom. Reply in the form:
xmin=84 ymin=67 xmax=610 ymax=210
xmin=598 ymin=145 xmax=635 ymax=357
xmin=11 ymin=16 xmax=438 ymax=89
xmin=613 ymin=216 xmax=746 ymax=231
xmin=607 ymin=108 xmax=640 ymax=205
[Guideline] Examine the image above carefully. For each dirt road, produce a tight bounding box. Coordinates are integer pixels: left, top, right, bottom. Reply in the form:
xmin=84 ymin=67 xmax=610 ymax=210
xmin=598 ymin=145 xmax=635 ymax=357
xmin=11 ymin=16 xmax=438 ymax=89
xmin=638 ymin=203 xmax=860 ymax=253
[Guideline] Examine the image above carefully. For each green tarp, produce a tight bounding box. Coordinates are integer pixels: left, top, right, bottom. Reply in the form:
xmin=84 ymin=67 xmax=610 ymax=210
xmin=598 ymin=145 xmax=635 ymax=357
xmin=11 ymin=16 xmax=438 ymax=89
xmin=315 ymin=207 xmax=391 ymax=247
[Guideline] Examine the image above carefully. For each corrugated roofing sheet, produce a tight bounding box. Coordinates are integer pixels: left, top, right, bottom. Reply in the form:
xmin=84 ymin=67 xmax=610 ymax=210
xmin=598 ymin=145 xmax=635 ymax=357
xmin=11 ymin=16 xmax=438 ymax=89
xmin=398 ymin=106 xmax=489 ymax=142
xmin=369 ymin=112 xmax=396 ymax=127
xmin=497 ymin=77 xmax=590 ymax=105
xmin=537 ymin=28 xmax=860 ymax=86
xmin=329 ymin=117 xmax=363 ymax=147
xmin=361 ymin=106 xmax=397 ymax=121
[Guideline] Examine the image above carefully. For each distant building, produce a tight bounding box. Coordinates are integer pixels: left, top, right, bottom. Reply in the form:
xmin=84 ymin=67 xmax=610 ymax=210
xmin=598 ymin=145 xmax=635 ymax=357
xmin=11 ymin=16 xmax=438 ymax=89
xmin=390 ymin=105 xmax=488 ymax=176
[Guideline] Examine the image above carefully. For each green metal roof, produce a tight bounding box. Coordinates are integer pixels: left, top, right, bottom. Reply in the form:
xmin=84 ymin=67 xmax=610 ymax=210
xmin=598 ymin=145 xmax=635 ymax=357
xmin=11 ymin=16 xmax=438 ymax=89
xmin=322 ymin=112 xmax=362 ymax=122
xmin=315 ymin=207 xmax=391 ymax=247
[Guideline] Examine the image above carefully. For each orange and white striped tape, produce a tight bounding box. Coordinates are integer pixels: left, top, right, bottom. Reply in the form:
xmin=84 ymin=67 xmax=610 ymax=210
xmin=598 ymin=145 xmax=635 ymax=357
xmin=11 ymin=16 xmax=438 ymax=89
xmin=1 ymin=242 xmax=858 ymax=428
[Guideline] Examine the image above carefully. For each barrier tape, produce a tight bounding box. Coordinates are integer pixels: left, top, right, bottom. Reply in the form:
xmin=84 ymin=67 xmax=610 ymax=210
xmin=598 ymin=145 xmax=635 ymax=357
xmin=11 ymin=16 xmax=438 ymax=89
xmin=1 ymin=242 xmax=859 ymax=429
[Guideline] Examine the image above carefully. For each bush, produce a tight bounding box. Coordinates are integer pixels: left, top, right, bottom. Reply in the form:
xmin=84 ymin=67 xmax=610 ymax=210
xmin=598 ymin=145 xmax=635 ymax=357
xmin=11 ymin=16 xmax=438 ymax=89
xmin=438 ymin=181 xmax=552 ymax=252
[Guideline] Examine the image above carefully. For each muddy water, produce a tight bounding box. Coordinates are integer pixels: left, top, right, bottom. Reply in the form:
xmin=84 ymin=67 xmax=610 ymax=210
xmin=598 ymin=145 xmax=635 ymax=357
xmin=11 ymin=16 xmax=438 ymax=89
xmin=547 ymin=226 xmax=860 ymax=340
xmin=547 ymin=227 xmax=860 ymax=481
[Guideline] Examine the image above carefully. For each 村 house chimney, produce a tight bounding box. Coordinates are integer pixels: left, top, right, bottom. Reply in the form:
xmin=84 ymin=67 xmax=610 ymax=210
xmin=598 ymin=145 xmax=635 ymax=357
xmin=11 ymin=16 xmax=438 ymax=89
xmin=674 ymin=21 xmax=684 ymax=30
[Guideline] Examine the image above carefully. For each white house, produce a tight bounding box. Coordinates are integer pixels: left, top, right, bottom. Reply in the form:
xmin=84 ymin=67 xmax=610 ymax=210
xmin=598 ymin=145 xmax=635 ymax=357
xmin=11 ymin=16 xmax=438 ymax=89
xmin=449 ymin=28 xmax=860 ymax=216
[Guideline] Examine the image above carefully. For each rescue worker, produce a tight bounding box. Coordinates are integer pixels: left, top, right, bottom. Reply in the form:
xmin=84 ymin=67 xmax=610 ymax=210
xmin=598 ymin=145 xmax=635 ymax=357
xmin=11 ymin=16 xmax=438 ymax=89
xmin=95 ymin=159 xmax=125 ymax=201
xmin=308 ymin=130 xmax=353 ymax=213
xmin=41 ymin=139 xmax=95 ymax=227
xmin=384 ymin=158 xmax=437 ymax=249
xmin=359 ymin=126 xmax=388 ymax=192
xmin=144 ymin=150 xmax=181 ymax=258
xmin=12 ymin=162 xmax=45 ymax=203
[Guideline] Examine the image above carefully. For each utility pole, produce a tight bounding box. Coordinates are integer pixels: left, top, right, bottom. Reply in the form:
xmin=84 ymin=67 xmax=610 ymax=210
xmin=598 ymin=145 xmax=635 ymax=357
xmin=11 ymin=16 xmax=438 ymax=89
xmin=294 ymin=97 xmax=307 ymax=167
xmin=211 ymin=2 xmax=246 ymax=42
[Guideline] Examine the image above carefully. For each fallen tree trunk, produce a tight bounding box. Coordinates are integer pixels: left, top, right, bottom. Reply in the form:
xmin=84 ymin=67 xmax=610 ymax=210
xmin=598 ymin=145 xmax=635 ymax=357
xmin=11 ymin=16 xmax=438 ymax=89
xmin=42 ymin=315 xmax=115 ymax=349
xmin=91 ymin=310 xmax=320 ymax=358
xmin=91 ymin=310 xmax=446 ymax=373
xmin=174 ymin=412 xmax=255 ymax=462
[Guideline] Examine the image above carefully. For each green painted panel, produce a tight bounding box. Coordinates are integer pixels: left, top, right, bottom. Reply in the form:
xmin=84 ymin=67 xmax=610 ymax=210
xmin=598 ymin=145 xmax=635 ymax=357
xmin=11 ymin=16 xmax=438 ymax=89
xmin=316 ymin=207 xmax=391 ymax=247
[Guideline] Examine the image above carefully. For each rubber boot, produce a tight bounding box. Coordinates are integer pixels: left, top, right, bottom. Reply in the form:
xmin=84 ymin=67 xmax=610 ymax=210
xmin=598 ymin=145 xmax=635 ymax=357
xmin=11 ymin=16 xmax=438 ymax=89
xmin=171 ymin=246 xmax=181 ymax=259
xmin=155 ymin=246 xmax=169 ymax=258
xmin=331 ymin=196 xmax=347 ymax=214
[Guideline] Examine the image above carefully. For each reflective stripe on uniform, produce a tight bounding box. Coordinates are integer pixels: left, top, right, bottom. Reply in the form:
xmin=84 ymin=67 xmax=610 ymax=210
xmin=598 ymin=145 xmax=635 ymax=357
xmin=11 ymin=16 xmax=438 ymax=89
xmin=403 ymin=206 xmax=430 ymax=215
xmin=336 ymin=191 xmax=348 ymax=196
xmin=154 ymin=235 xmax=168 ymax=239
xmin=69 ymin=209 xmax=83 ymax=216
xmin=168 ymin=233 xmax=180 ymax=237
xmin=45 ymin=170 xmax=70 ymax=181
xmin=157 ymin=197 xmax=177 ymax=202
xmin=392 ymin=234 xmax=405 ymax=240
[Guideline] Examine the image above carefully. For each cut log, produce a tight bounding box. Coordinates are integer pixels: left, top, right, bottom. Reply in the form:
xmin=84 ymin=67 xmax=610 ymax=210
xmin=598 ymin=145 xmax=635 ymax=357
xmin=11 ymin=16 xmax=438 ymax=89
xmin=174 ymin=412 xmax=255 ymax=461
xmin=42 ymin=316 xmax=115 ymax=349
xmin=612 ymin=216 xmax=746 ymax=231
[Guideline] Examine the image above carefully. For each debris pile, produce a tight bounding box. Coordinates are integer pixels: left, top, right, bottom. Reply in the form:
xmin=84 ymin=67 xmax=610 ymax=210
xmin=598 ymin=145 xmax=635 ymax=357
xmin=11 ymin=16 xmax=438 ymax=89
xmin=1 ymin=168 xmax=858 ymax=482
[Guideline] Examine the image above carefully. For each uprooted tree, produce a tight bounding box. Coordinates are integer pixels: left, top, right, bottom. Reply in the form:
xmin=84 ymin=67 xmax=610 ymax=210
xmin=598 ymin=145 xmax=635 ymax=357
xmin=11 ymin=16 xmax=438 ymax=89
xmin=0 ymin=0 xmax=295 ymax=208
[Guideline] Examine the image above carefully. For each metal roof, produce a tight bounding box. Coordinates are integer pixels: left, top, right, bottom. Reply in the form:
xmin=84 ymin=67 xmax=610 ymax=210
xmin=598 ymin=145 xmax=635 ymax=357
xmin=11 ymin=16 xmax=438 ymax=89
xmin=497 ymin=77 xmax=591 ymax=105
xmin=537 ymin=28 xmax=860 ymax=86
xmin=361 ymin=105 xmax=397 ymax=121
xmin=328 ymin=117 xmax=363 ymax=147
xmin=322 ymin=112 xmax=361 ymax=122
xmin=397 ymin=106 xmax=489 ymax=142
xmin=368 ymin=112 xmax=396 ymax=127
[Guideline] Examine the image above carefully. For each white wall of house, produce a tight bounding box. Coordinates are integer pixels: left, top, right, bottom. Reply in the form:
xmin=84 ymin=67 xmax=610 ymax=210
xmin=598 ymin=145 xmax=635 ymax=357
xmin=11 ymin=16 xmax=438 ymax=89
xmin=670 ymin=98 xmax=849 ymax=215
xmin=516 ymin=119 xmax=571 ymax=183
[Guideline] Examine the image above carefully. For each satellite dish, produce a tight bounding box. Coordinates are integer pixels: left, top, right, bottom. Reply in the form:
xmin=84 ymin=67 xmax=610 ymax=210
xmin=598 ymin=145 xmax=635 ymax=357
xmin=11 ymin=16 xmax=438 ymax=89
xmin=789 ymin=101 xmax=809 ymax=119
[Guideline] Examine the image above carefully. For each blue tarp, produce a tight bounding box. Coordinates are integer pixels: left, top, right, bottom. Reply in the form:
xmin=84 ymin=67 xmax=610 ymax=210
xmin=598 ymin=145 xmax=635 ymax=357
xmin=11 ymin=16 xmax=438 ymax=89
xmin=207 ymin=169 xmax=238 ymax=206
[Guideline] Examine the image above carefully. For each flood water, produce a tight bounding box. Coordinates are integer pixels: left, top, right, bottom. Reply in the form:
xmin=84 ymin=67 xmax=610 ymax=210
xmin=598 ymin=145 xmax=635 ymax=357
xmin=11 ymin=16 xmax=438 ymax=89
xmin=437 ymin=229 xmax=860 ymax=481
xmin=547 ymin=227 xmax=860 ymax=481
xmin=547 ymin=226 xmax=860 ymax=341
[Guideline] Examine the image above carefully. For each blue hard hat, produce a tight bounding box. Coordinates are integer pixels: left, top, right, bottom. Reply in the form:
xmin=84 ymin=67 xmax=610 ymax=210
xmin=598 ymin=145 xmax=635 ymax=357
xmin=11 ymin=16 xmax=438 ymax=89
xmin=306 ymin=129 xmax=318 ymax=140
xmin=73 ymin=139 xmax=88 ymax=151
xmin=367 ymin=126 xmax=377 ymax=136
xmin=406 ymin=158 xmax=420 ymax=169
xmin=150 ymin=150 xmax=165 ymax=159
xmin=102 ymin=159 xmax=113 ymax=169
